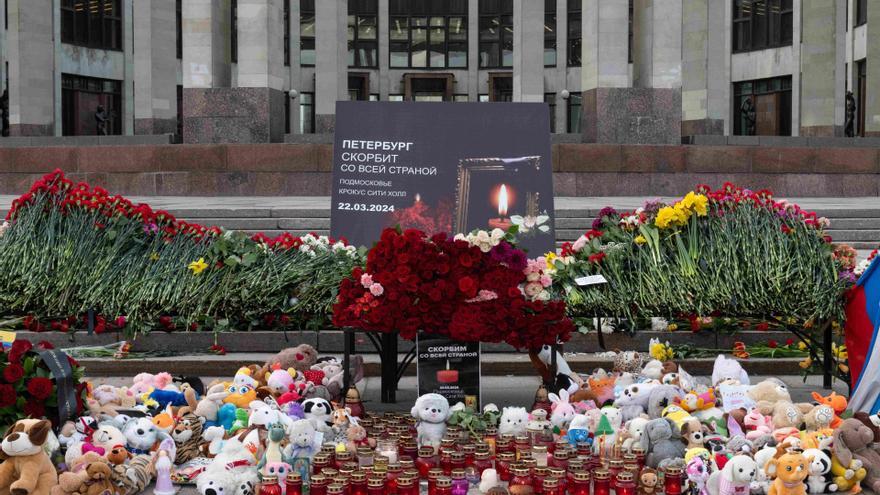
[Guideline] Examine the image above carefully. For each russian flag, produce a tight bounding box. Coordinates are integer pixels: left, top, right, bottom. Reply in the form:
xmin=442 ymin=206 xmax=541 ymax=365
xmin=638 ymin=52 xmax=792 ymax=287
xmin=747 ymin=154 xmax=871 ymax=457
xmin=847 ymin=258 xmax=880 ymax=413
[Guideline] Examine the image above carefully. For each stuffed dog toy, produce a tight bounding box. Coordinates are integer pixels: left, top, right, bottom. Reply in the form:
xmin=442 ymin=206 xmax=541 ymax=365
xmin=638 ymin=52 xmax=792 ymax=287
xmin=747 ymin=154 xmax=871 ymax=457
xmin=0 ymin=419 xmax=58 ymax=495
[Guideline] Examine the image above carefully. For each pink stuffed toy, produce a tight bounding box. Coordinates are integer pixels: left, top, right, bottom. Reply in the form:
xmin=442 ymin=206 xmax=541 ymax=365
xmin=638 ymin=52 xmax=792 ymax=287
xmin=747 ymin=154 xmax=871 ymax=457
xmin=743 ymin=409 xmax=772 ymax=441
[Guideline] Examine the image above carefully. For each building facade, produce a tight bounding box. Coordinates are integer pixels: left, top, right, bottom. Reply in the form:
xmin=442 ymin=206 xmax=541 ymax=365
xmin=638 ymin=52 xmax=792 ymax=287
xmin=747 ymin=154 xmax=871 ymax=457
xmin=0 ymin=0 xmax=877 ymax=143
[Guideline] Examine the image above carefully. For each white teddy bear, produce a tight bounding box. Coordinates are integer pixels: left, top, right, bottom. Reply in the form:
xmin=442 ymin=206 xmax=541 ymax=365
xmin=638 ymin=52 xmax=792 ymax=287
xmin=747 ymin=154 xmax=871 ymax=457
xmin=411 ymin=393 xmax=450 ymax=449
xmin=196 ymin=430 xmax=260 ymax=495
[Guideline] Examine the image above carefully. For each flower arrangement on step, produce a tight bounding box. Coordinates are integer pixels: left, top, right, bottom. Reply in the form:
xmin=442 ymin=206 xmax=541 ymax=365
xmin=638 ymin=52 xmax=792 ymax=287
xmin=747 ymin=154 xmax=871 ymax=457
xmin=0 ymin=170 xmax=364 ymax=335
xmin=332 ymin=227 xmax=573 ymax=349
xmin=549 ymin=183 xmax=850 ymax=326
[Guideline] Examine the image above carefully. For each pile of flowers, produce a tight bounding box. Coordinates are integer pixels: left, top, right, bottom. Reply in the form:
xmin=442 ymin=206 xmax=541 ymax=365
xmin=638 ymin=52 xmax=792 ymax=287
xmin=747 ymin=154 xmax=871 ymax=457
xmin=551 ymin=183 xmax=850 ymax=324
xmin=333 ymin=227 xmax=572 ymax=349
xmin=0 ymin=340 xmax=87 ymax=427
xmin=0 ymin=170 xmax=363 ymax=334
xmin=855 ymin=248 xmax=878 ymax=278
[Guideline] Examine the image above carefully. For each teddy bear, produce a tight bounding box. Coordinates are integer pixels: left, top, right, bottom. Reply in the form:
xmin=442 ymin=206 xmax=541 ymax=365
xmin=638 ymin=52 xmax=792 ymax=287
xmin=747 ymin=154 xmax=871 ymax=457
xmin=196 ymin=430 xmax=261 ymax=495
xmin=311 ymin=360 xmax=346 ymax=400
xmin=833 ymin=418 xmax=880 ymax=493
xmin=707 ymin=454 xmax=757 ymax=495
xmin=644 ymin=417 xmax=685 ymax=468
xmin=412 ymin=393 xmax=451 ymax=450
xmin=0 ymin=419 xmax=58 ymax=495
xmin=765 ymin=448 xmax=812 ymax=495
xmin=498 ymin=406 xmax=529 ymax=437
xmin=265 ymin=344 xmax=319 ymax=372
xmin=283 ymin=419 xmax=320 ymax=482
xmin=346 ymin=422 xmax=374 ymax=452
xmin=811 ymin=392 xmax=846 ymax=429
xmin=748 ymin=379 xmax=791 ymax=406
xmin=757 ymin=400 xmax=810 ymax=432
xmin=622 ymin=417 xmax=650 ymax=451
xmin=639 ymin=468 xmax=660 ymax=495
xmin=803 ymin=404 xmax=835 ymax=432
xmin=264 ymin=365 xmax=298 ymax=396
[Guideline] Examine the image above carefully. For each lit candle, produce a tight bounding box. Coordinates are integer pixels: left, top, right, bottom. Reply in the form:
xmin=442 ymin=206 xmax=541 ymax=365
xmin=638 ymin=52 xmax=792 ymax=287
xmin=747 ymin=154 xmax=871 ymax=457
xmin=436 ymin=360 xmax=459 ymax=384
xmin=488 ymin=184 xmax=513 ymax=230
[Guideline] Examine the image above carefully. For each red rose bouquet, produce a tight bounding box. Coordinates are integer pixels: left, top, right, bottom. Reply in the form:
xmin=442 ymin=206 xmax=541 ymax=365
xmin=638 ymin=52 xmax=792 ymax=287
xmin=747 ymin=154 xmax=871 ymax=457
xmin=0 ymin=339 xmax=87 ymax=430
xmin=333 ymin=227 xmax=573 ymax=350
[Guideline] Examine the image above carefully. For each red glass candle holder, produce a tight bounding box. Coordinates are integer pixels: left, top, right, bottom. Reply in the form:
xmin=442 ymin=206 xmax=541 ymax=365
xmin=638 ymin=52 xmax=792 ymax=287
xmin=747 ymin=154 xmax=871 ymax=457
xmin=543 ymin=477 xmax=563 ymax=495
xmin=310 ymin=476 xmax=329 ymax=495
xmin=616 ymin=472 xmax=636 ymax=495
xmin=532 ymin=466 xmax=549 ymax=495
xmin=594 ymin=470 xmax=611 ymax=495
xmin=366 ymin=478 xmax=384 ymax=495
xmin=260 ymin=477 xmax=281 ymax=495
xmin=664 ymin=466 xmax=683 ymax=495
xmin=416 ymin=447 xmax=438 ymax=479
xmin=327 ymin=484 xmax=345 ymax=495
xmin=284 ymin=473 xmax=302 ymax=495
xmin=427 ymin=468 xmax=443 ymax=495
xmin=570 ymin=471 xmax=591 ymax=495
xmin=473 ymin=451 xmax=493 ymax=475
xmin=496 ymin=452 xmax=515 ymax=482
xmin=397 ymin=477 xmax=417 ymax=495
xmin=435 ymin=477 xmax=452 ymax=495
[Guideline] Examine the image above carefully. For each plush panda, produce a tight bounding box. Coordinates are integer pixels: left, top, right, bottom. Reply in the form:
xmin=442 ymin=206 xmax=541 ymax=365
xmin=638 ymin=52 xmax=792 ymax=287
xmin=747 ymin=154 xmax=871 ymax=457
xmin=803 ymin=448 xmax=838 ymax=494
xmin=302 ymin=398 xmax=333 ymax=432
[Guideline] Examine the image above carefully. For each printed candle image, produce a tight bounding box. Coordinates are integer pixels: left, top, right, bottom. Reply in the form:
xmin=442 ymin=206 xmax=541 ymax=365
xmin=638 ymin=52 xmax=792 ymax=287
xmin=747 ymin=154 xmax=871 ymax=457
xmin=487 ymin=184 xmax=513 ymax=230
xmin=436 ymin=360 xmax=459 ymax=384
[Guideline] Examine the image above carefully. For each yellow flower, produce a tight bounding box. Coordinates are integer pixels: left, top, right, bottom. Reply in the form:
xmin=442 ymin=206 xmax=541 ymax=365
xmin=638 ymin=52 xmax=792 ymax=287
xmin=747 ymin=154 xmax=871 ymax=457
xmin=149 ymin=252 xmax=159 ymax=262
xmin=545 ymin=252 xmax=558 ymax=270
xmin=799 ymin=357 xmax=813 ymax=369
xmin=635 ymin=235 xmax=647 ymax=245
xmin=838 ymin=364 xmax=849 ymax=373
xmin=797 ymin=342 xmax=807 ymax=351
xmin=686 ymin=192 xmax=709 ymax=216
xmin=655 ymin=206 xmax=678 ymax=229
xmin=188 ymin=257 xmax=208 ymax=275
xmin=650 ymin=341 xmax=674 ymax=361
xmin=667 ymin=323 xmax=678 ymax=331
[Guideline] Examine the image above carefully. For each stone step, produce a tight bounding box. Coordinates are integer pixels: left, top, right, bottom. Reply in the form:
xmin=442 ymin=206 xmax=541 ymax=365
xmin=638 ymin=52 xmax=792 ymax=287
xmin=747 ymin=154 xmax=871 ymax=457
xmin=17 ymin=329 xmax=804 ymax=355
xmin=75 ymin=352 xmax=810 ymax=377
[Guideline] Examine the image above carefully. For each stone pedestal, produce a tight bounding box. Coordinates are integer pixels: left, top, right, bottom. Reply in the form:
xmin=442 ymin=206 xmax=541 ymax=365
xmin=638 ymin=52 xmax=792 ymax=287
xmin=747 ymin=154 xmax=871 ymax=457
xmin=6 ymin=0 xmax=55 ymax=136
xmin=581 ymin=87 xmax=681 ymax=144
xmin=182 ymin=87 xmax=286 ymax=144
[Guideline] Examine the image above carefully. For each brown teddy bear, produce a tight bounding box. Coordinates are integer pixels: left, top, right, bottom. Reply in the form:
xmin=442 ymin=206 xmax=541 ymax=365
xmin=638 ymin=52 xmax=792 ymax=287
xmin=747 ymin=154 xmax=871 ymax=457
xmin=264 ymin=344 xmax=318 ymax=372
xmin=638 ymin=468 xmax=659 ymax=495
xmin=0 ymin=419 xmax=59 ymax=495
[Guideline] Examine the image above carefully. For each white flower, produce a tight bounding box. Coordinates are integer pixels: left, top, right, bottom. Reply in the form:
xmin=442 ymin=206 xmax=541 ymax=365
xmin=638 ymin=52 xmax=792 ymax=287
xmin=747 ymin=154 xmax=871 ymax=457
xmin=454 ymin=233 xmax=467 ymax=241
xmin=650 ymin=317 xmax=669 ymax=332
xmin=490 ymin=228 xmax=504 ymax=240
xmin=855 ymin=258 xmax=872 ymax=277
xmin=0 ymin=221 xmax=8 ymax=238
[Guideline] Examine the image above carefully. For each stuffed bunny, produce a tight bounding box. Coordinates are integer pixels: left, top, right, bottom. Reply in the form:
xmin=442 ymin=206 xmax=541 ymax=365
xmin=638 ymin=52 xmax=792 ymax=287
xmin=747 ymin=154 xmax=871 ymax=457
xmin=833 ymin=418 xmax=880 ymax=493
xmin=548 ymin=389 xmax=576 ymax=430
xmin=644 ymin=417 xmax=685 ymax=468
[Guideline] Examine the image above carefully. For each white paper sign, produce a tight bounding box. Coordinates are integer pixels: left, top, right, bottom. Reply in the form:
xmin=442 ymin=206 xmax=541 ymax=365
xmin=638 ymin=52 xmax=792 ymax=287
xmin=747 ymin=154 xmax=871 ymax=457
xmin=719 ymin=384 xmax=755 ymax=412
xmin=575 ymin=274 xmax=607 ymax=286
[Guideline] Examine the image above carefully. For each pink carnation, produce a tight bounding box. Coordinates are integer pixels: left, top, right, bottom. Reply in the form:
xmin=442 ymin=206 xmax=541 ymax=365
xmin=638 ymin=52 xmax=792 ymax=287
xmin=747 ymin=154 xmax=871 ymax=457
xmin=360 ymin=273 xmax=374 ymax=288
xmin=369 ymin=283 xmax=384 ymax=296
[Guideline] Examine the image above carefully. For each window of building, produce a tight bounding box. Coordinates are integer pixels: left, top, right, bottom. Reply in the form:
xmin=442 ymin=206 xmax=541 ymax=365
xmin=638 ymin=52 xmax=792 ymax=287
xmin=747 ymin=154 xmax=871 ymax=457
xmin=61 ymin=0 xmax=123 ymax=51
xmin=369 ymin=94 xmax=379 ymax=101
xmin=284 ymin=0 xmax=290 ymax=66
xmin=567 ymin=92 xmax=581 ymax=133
xmin=479 ymin=94 xmax=489 ymax=102
xmin=348 ymin=73 xmax=370 ymax=101
xmin=176 ymin=0 xmax=182 ymax=59
xmin=479 ymin=0 xmax=513 ymax=68
xmin=389 ymin=94 xmax=405 ymax=102
xmin=299 ymin=92 xmax=314 ymax=133
xmin=454 ymin=94 xmax=469 ymax=102
xmin=733 ymin=76 xmax=791 ymax=136
xmin=732 ymin=0 xmax=793 ymax=53
xmin=61 ymin=74 xmax=122 ymax=136
xmin=300 ymin=0 xmax=315 ymax=66
xmin=545 ymin=93 xmax=556 ymax=133
xmin=545 ymin=0 xmax=557 ymax=67
xmin=230 ymin=0 xmax=238 ymax=63
xmin=856 ymin=0 xmax=867 ymax=27
xmin=389 ymin=1 xmax=467 ymax=69
xmin=489 ymin=73 xmax=512 ymax=101
xmin=567 ymin=0 xmax=581 ymax=67
xmin=349 ymin=0 xmax=378 ymax=68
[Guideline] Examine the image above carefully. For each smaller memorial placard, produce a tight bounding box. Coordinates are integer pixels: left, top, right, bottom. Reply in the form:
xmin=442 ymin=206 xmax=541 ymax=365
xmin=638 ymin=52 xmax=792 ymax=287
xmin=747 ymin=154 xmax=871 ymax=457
xmin=416 ymin=332 xmax=481 ymax=408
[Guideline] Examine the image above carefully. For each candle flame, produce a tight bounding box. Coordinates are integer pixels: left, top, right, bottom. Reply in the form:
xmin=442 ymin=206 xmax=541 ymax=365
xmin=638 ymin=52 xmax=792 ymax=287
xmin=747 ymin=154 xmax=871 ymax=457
xmin=415 ymin=193 xmax=421 ymax=203
xmin=498 ymin=184 xmax=508 ymax=216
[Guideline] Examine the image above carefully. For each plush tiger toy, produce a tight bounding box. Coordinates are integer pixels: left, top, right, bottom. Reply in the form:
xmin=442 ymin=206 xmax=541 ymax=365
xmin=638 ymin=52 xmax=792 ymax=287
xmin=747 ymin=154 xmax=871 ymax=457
xmin=112 ymin=454 xmax=154 ymax=495
xmin=173 ymin=412 xmax=205 ymax=465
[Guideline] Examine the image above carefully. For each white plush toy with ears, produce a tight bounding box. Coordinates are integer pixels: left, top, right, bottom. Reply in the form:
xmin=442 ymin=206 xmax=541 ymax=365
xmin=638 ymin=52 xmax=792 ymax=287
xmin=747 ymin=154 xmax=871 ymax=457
xmin=411 ymin=393 xmax=450 ymax=450
xmin=498 ymin=407 xmax=529 ymax=437
xmin=548 ymin=389 xmax=576 ymax=430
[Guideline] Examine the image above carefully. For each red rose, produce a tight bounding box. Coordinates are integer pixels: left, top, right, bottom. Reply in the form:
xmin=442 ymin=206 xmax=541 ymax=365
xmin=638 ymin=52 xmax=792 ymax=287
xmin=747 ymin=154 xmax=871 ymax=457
xmin=36 ymin=341 xmax=54 ymax=350
xmin=457 ymin=276 xmax=478 ymax=298
xmin=768 ymin=340 xmax=778 ymax=349
xmin=0 ymin=385 xmax=14 ymax=407
xmin=26 ymin=377 xmax=54 ymax=400
xmin=755 ymin=322 xmax=769 ymax=331
xmin=8 ymin=340 xmax=33 ymax=363
xmin=23 ymin=400 xmax=45 ymax=418
xmin=786 ymin=338 xmax=794 ymax=346
xmin=3 ymin=363 xmax=24 ymax=383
